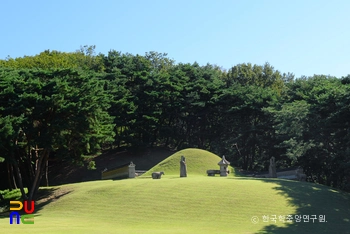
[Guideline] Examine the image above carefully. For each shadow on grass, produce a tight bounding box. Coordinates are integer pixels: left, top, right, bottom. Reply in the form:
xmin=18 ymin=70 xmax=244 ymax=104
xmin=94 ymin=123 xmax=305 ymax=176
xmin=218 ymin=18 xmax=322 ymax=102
xmin=252 ymin=179 xmax=350 ymax=234
xmin=232 ymin=167 xmax=248 ymax=177
xmin=0 ymin=187 xmax=71 ymax=220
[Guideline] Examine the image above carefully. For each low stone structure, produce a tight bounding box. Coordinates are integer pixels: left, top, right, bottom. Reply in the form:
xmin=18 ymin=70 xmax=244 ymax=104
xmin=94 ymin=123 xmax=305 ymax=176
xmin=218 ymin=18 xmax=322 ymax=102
xmin=180 ymin=155 xmax=187 ymax=177
xmin=207 ymin=156 xmax=230 ymax=176
xmin=207 ymin=170 xmax=221 ymax=176
xmin=152 ymin=171 xmax=165 ymax=179
xmin=252 ymin=166 xmax=307 ymax=181
xmin=101 ymin=161 xmax=137 ymax=180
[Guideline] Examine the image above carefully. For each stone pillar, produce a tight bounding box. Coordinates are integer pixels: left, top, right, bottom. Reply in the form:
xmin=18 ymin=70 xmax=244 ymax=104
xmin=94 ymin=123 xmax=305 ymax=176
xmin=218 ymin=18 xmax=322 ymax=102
xmin=128 ymin=161 xmax=136 ymax=178
xmin=218 ymin=156 xmax=230 ymax=177
xmin=269 ymin=157 xmax=277 ymax=178
xmin=180 ymin=155 xmax=187 ymax=177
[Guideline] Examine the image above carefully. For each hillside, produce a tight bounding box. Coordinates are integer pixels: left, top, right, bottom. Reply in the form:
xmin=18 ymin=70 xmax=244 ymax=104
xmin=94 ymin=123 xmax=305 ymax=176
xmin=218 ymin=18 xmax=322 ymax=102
xmin=2 ymin=148 xmax=350 ymax=233
xmin=48 ymin=147 xmax=174 ymax=185
xmin=141 ymin=148 xmax=233 ymax=177
xmin=1 ymin=176 xmax=349 ymax=234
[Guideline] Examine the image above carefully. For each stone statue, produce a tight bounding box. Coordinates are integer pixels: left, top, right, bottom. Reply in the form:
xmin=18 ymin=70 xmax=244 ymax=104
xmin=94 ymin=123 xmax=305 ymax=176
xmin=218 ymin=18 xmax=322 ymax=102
xmin=180 ymin=155 xmax=187 ymax=177
xmin=269 ymin=157 xmax=277 ymax=178
xmin=152 ymin=171 xmax=165 ymax=179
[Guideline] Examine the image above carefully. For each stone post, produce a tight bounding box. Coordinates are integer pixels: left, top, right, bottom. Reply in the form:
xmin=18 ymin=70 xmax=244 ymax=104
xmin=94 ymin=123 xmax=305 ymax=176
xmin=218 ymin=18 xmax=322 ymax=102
xmin=218 ymin=155 xmax=230 ymax=177
xmin=180 ymin=155 xmax=187 ymax=177
xmin=128 ymin=161 xmax=136 ymax=178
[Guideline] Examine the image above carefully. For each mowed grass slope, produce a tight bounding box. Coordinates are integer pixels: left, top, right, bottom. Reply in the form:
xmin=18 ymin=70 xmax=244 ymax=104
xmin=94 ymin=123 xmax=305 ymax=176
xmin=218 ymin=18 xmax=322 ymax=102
xmin=1 ymin=148 xmax=349 ymax=233
xmin=1 ymin=178 xmax=349 ymax=234
xmin=141 ymin=148 xmax=234 ymax=176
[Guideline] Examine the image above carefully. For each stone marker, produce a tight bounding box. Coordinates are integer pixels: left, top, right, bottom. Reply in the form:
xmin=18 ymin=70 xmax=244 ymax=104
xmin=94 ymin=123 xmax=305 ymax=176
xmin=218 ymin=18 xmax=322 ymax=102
xmin=180 ymin=155 xmax=187 ymax=177
xmin=269 ymin=157 xmax=277 ymax=178
xmin=218 ymin=155 xmax=230 ymax=177
xmin=128 ymin=161 xmax=136 ymax=178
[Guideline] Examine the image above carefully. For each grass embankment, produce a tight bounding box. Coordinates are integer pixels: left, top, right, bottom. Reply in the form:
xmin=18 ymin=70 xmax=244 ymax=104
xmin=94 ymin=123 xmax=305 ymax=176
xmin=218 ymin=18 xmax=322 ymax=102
xmin=0 ymin=148 xmax=349 ymax=233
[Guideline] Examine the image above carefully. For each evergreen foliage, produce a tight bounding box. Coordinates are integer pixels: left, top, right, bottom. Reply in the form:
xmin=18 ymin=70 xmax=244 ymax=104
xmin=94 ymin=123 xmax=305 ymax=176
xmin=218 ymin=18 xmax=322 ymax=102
xmin=0 ymin=46 xmax=349 ymax=193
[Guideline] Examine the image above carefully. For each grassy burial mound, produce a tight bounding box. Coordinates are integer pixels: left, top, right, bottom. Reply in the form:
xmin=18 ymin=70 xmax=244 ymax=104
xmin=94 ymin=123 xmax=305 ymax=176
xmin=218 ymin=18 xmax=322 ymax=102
xmin=141 ymin=148 xmax=233 ymax=177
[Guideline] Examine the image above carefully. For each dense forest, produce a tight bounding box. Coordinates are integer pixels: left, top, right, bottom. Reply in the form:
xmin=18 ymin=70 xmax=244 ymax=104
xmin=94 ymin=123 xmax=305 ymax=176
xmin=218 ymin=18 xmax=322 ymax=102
xmin=1 ymin=46 xmax=349 ymax=201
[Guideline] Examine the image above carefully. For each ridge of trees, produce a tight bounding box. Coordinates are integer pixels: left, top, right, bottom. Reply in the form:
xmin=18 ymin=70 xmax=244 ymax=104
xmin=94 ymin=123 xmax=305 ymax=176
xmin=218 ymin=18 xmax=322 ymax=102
xmin=0 ymin=46 xmax=349 ymax=200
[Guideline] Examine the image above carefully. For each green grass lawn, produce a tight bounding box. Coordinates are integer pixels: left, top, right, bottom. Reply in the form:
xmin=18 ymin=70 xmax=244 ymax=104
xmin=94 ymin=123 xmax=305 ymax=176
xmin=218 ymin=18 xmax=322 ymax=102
xmin=1 ymin=177 xmax=349 ymax=234
xmin=0 ymin=149 xmax=349 ymax=233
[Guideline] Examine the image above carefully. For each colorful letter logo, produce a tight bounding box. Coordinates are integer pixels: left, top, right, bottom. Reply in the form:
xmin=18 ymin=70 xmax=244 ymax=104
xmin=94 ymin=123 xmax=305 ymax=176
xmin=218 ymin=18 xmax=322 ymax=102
xmin=9 ymin=201 xmax=35 ymax=224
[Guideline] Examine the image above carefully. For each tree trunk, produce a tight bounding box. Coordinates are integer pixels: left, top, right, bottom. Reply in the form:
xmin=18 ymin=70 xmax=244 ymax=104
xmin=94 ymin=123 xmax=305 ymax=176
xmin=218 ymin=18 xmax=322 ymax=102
xmin=28 ymin=149 xmax=48 ymax=201
xmin=174 ymin=139 xmax=183 ymax=150
xmin=250 ymin=145 xmax=256 ymax=171
xmin=27 ymin=147 xmax=34 ymax=183
xmin=7 ymin=163 xmax=11 ymax=190
xmin=165 ymin=136 xmax=170 ymax=146
xmin=7 ymin=163 xmax=16 ymax=190
xmin=45 ymin=158 xmax=49 ymax=187
xmin=12 ymin=162 xmax=28 ymax=200
xmin=233 ymin=143 xmax=242 ymax=168
xmin=33 ymin=165 xmax=46 ymax=200
xmin=151 ymin=128 xmax=158 ymax=147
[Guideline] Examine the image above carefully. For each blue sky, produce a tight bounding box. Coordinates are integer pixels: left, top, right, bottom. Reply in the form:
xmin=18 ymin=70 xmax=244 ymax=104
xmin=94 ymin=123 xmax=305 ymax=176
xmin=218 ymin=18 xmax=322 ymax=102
xmin=1 ymin=0 xmax=349 ymax=78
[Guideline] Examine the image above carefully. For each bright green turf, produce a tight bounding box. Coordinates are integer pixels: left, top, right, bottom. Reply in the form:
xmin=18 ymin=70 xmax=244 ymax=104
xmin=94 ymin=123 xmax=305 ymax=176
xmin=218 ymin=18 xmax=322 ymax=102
xmin=141 ymin=148 xmax=236 ymax=176
xmin=1 ymin=148 xmax=349 ymax=233
xmin=1 ymin=177 xmax=349 ymax=234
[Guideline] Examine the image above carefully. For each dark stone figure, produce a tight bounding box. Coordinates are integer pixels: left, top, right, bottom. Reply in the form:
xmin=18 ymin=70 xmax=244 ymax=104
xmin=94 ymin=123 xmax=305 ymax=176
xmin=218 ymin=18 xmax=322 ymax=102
xmin=152 ymin=171 xmax=165 ymax=179
xmin=180 ymin=155 xmax=187 ymax=177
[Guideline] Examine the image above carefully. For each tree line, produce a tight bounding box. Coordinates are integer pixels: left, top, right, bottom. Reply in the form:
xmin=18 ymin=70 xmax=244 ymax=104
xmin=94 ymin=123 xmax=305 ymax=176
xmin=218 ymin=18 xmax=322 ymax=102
xmin=0 ymin=46 xmax=349 ymax=201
